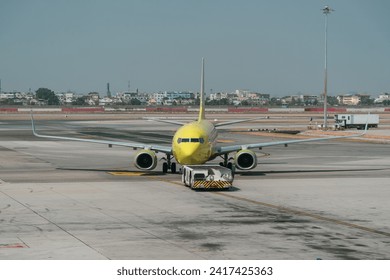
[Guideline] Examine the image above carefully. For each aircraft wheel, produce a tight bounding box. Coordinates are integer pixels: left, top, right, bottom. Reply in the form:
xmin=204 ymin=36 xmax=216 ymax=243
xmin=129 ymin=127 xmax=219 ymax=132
xmin=171 ymin=162 xmax=176 ymax=174
xmin=162 ymin=162 xmax=168 ymax=173
xmin=227 ymin=162 xmax=233 ymax=170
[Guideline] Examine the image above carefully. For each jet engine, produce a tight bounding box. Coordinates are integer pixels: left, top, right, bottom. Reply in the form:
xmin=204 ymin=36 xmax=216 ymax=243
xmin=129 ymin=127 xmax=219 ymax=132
xmin=234 ymin=149 xmax=257 ymax=170
xmin=134 ymin=150 xmax=157 ymax=170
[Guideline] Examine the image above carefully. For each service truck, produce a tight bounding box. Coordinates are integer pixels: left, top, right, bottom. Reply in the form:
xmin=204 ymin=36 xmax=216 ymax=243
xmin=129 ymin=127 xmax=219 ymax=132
xmin=182 ymin=165 xmax=234 ymax=189
xmin=334 ymin=114 xmax=379 ymax=130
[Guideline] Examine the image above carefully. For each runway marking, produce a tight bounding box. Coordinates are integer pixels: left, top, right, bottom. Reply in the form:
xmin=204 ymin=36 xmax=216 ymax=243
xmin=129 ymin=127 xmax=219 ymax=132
xmin=0 ymin=243 xmax=27 ymax=249
xmin=154 ymin=177 xmax=390 ymax=238
xmin=108 ymin=172 xmax=147 ymax=176
xmin=0 ymin=189 xmax=109 ymax=259
xmin=47 ymin=186 xmax=206 ymax=259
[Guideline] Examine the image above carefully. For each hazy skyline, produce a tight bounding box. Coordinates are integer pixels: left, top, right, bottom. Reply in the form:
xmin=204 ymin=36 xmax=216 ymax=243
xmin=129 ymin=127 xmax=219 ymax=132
xmin=1 ymin=0 xmax=389 ymax=96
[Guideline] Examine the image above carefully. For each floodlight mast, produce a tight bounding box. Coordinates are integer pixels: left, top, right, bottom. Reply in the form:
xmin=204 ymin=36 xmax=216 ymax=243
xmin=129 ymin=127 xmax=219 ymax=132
xmin=322 ymin=5 xmax=334 ymax=129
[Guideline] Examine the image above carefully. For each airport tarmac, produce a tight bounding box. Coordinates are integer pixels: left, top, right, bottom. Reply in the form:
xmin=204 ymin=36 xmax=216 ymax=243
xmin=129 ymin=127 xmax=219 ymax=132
xmin=0 ymin=115 xmax=389 ymax=259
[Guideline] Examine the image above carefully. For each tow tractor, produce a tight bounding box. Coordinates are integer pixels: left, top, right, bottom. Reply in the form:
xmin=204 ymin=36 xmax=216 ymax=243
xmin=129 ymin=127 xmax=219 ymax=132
xmin=181 ymin=165 xmax=234 ymax=189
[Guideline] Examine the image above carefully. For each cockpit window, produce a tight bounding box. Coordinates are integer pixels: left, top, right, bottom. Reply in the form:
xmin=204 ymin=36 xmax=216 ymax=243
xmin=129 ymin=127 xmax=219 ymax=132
xmin=177 ymin=138 xmax=205 ymax=144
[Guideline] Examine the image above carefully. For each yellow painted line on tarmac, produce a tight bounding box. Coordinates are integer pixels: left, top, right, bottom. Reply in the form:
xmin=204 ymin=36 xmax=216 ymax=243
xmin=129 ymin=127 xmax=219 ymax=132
xmin=217 ymin=139 xmax=235 ymax=143
xmin=108 ymin=172 xmax=147 ymax=176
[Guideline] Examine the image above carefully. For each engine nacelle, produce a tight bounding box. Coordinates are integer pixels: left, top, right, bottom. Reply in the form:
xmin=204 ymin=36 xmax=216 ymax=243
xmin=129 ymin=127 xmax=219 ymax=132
xmin=134 ymin=150 xmax=157 ymax=170
xmin=234 ymin=149 xmax=257 ymax=170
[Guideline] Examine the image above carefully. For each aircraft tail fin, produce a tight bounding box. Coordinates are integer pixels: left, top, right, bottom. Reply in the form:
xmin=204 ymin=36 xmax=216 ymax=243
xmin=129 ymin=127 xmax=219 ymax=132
xmin=198 ymin=58 xmax=206 ymax=122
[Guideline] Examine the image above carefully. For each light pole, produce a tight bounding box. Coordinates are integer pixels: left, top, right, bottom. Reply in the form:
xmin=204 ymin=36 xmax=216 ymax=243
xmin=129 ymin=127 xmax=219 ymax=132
xmin=322 ymin=5 xmax=334 ymax=129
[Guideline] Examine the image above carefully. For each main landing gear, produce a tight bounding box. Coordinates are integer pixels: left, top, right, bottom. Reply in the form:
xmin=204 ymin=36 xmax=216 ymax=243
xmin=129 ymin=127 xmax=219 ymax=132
xmin=219 ymin=154 xmax=235 ymax=171
xmin=162 ymin=155 xmax=177 ymax=174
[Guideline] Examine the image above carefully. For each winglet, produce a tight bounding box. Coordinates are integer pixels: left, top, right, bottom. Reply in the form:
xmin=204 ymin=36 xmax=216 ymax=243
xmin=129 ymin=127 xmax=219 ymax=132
xmin=198 ymin=58 xmax=206 ymax=122
xmin=362 ymin=113 xmax=370 ymax=136
xmin=30 ymin=110 xmax=38 ymax=136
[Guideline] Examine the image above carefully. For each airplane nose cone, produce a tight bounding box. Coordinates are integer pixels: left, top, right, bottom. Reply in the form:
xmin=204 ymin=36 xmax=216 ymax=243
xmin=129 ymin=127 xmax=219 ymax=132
xmin=176 ymin=144 xmax=201 ymax=165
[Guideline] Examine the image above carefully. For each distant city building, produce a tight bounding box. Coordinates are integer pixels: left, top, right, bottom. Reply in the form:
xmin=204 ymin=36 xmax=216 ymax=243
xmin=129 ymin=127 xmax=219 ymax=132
xmin=122 ymin=91 xmax=138 ymax=99
xmin=210 ymin=92 xmax=229 ymax=100
xmin=300 ymin=95 xmax=319 ymax=105
xmin=151 ymin=91 xmax=193 ymax=105
xmin=99 ymin=97 xmax=113 ymax=106
xmin=233 ymin=90 xmax=270 ymax=105
xmin=374 ymin=93 xmax=390 ymax=104
xmin=86 ymin=92 xmax=100 ymax=106
xmin=153 ymin=92 xmax=165 ymax=104
xmin=63 ymin=92 xmax=76 ymax=104
xmin=117 ymin=90 xmax=148 ymax=105
xmin=0 ymin=92 xmax=15 ymax=99
xmin=106 ymin=83 xmax=111 ymax=98
xmin=337 ymin=94 xmax=361 ymax=106
xmin=164 ymin=91 xmax=193 ymax=100
xmin=1 ymin=86 xmax=387 ymax=107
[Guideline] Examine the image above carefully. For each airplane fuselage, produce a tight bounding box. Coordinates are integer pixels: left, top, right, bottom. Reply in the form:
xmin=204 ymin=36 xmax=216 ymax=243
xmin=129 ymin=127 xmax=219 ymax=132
xmin=172 ymin=120 xmax=217 ymax=165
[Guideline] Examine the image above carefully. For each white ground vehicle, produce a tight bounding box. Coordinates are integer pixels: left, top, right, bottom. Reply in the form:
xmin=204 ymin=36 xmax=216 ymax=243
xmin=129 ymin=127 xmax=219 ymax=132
xmin=334 ymin=114 xmax=379 ymax=130
xmin=182 ymin=165 xmax=234 ymax=189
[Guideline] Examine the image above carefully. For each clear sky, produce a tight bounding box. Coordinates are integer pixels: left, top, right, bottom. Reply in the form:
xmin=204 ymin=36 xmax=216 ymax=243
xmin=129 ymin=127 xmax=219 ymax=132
xmin=1 ymin=0 xmax=389 ymax=96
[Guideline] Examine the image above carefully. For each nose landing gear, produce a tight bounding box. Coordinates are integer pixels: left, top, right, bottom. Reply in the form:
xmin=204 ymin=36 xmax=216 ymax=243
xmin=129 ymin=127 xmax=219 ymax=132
xmin=162 ymin=155 xmax=177 ymax=174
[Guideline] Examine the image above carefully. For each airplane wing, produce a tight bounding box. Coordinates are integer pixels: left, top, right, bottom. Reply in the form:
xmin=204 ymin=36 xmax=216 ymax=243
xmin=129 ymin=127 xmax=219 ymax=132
xmin=214 ymin=128 xmax=367 ymax=155
xmin=146 ymin=118 xmax=187 ymax=126
xmin=148 ymin=116 xmax=270 ymax=127
xmin=31 ymin=115 xmax=172 ymax=154
xmin=214 ymin=116 xmax=270 ymax=127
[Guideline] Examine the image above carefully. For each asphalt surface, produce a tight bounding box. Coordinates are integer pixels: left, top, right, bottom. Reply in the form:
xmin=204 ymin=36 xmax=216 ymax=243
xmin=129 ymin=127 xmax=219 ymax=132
xmin=0 ymin=117 xmax=389 ymax=259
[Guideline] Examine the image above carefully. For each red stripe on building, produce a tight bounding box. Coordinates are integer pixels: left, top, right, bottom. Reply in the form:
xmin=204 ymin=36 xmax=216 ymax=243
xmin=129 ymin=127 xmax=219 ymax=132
xmin=62 ymin=107 xmax=104 ymax=113
xmin=0 ymin=108 xmax=18 ymax=112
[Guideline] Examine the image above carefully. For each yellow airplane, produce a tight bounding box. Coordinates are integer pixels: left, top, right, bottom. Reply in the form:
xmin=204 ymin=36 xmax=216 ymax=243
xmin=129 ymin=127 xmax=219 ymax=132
xmin=31 ymin=58 xmax=366 ymax=174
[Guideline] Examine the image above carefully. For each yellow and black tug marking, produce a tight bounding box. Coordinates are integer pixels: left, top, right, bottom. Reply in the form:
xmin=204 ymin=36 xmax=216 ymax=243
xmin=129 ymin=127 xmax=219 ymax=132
xmin=192 ymin=180 xmax=232 ymax=189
